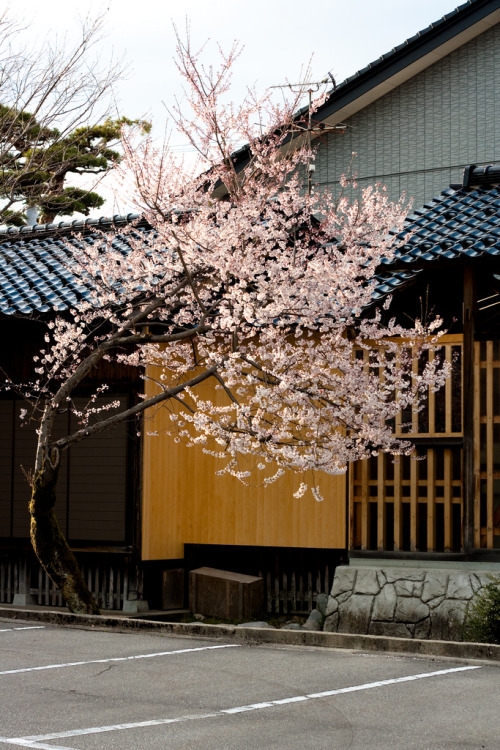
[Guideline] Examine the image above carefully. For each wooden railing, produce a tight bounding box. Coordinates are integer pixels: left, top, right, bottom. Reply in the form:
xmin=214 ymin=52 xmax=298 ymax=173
xmin=261 ymin=563 xmax=333 ymax=614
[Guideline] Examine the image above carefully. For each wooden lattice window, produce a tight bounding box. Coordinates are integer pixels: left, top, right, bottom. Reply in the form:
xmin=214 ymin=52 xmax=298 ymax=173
xmin=350 ymin=335 xmax=463 ymax=552
xmin=474 ymin=341 xmax=500 ymax=549
xmin=351 ymin=448 xmax=463 ymax=552
xmin=395 ymin=337 xmax=463 ymax=437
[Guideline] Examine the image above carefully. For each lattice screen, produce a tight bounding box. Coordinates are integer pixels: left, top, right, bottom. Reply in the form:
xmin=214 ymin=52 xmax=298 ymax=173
xmin=475 ymin=341 xmax=500 ymax=549
xmin=350 ymin=335 xmax=464 ymax=552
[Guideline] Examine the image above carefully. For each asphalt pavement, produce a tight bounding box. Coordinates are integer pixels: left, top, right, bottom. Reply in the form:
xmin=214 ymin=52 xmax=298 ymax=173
xmin=0 ymin=615 xmax=498 ymax=749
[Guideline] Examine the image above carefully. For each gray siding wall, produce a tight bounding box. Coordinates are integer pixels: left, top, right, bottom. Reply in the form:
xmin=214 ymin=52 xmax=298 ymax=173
xmin=314 ymin=23 xmax=500 ymax=209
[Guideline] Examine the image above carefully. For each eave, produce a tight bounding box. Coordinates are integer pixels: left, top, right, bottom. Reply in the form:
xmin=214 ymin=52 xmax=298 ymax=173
xmin=315 ymin=0 xmax=500 ymax=130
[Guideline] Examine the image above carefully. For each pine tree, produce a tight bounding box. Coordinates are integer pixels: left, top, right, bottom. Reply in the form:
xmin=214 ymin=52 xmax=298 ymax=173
xmin=0 ymin=11 xmax=149 ymax=226
xmin=0 ymin=115 xmax=150 ymax=225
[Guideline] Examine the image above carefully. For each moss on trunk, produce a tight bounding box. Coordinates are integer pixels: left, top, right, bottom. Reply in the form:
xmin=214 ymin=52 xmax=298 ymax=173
xmin=29 ymin=465 xmax=100 ymax=615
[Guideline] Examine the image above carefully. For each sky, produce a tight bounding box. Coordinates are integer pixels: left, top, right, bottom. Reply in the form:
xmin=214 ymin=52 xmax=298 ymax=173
xmin=8 ymin=0 xmax=464 ymax=215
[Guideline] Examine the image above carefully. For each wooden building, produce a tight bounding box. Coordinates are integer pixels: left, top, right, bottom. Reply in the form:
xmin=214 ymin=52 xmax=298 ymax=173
xmin=350 ymin=164 xmax=500 ymax=561
xmin=1 ymin=0 xmax=500 ymax=612
xmin=1 ymin=165 xmax=500 ymax=613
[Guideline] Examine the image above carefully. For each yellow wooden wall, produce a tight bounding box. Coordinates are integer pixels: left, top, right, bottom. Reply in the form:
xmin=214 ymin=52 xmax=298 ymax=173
xmin=141 ymin=364 xmax=346 ymax=560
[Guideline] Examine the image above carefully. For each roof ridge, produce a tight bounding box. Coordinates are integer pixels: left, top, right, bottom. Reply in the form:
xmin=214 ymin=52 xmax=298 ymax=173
xmin=0 ymin=213 xmax=145 ymax=240
xmin=323 ymin=0 xmax=477 ymax=97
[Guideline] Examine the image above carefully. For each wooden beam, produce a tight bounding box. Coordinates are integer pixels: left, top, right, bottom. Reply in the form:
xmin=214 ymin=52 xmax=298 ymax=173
xmin=427 ymin=449 xmax=436 ymax=551
xmin=410 ymin=457 xmax=418 ymax=551
xmin=377 ymin=453 xmax=386 ymax=550
xmin=462 ymin=264 xmax=476 ymax=554
xmin=473 ymin=342 xmax=481 ymax=548
xmin=486 ymin=341 xmax=494 ymax=548
xmin=360 ymin=460 xmax=369 ymax=550
xmin=393 ymin=458 xmax=402 ymax=551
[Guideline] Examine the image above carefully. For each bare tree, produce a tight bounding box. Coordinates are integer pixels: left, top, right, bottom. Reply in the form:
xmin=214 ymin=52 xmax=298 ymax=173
xmin=0 ymin=11 xmax=143 ymax=225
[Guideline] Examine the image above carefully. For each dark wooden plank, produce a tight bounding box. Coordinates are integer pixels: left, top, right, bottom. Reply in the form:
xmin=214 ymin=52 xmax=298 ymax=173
xmin=462 ymin=264 xmax=476 ymax=553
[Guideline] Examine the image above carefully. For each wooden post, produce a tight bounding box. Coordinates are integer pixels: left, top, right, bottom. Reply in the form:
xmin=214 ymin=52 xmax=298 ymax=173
xmin=473 ymin=342 xmax=481 ymax=548
xmin=463 ymin=265 xmax=476 ymax=554
xmin=12 ymin=554 xmax=36 ymax=607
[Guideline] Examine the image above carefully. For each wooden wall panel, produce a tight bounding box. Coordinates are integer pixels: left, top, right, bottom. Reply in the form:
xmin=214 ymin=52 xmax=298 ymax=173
xmin=142 ymin=366 xmax=346 ymax=560
xmin=11 ymin=403 xmax=37 ymax=537
xmin=0 ymin=396 xmax=128 ymax=543
xmin=68 ymin=397 xmax=128 ymax=542
xmin=0 ymin=401 xmax=13 ymax=536
xmin=475 ymin=341 xmax=500 ymax=549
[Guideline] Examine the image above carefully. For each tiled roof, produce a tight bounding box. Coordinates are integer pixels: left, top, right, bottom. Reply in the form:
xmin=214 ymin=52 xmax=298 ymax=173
xmin=324 ymin=0 xmax=487 ymax=94
xmin=369 ymin=177 xmax=500 ymax=300
xmin=368 ymin=173 xmax=500 ymax=301
xmin=0 ymin=214 xmax=144 ymax=316
xmin=390 ymin=187 xmax=500 ymax=265
xmin=2 ymin=167 xmax=500 ymax=315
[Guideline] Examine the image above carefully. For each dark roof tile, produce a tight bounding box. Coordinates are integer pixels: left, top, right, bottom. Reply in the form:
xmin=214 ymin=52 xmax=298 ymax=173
xmin=3 ymin=167 xmax=500 ymax=314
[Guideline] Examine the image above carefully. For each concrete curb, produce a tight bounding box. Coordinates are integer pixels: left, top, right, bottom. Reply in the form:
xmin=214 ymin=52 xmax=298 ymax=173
xmin=1 ymin=606 xmax=499 ymax=663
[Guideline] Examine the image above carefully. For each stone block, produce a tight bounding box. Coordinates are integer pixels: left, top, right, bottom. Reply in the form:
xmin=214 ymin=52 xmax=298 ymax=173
xmin=447 ymin=574 xmax=474 ymax=600
xmin=372 ymin=583 xmax=396 ymax=621
xmin=369 ymin=621 xmax=411 ymax=638
xmin=337 ymin=594 xmax=373 ymax=634
xmin=394 ymin=579 xmax=423 ymax=597
xmin=385 ymin=569 xmax=425 ymax=583
xmin=323 ymin=611 xmax=339 ymax=632
xmin=336 ymin=590 xmax=354 ymax=605
xmin=429 ymin=599 xmax=467 ymax=641
xmin=330 ymin=566 xmax=356 ymax=598
xmin=427 ymin=595 xmax=445 ymax=610
xmin=422 ymin=572 xmax=448 ymax=602
xmin=315 ymin=593 xmax=329 ymax=616
xmin=414 ymin=618 xmax=431 ymax=639
xmin=325 ymin=596 xmax=339 ymax=617
xmin=471 ymin=574 xmax=487 ymax=593
xmin=395 ymin=597 xmax=429 ymax=623
xmin=12 ymin=593 xmax=37 ymax=607
xmin=376 ymin=570 xmax=387 ymax=587
xmin=189 ymin=567 xmax=263 ymax=621
xmin=303 ymin=609 xmax=323 ymax=631
xmin=354 ymin=569 xmax=381 ymax=595
xmin=122 ymin=599 xmax=149 ymax=614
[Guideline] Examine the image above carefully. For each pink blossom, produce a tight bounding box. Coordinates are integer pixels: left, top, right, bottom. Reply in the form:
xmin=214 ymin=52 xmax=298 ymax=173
xmin=25 ymin=34 xmax=449 ymax=502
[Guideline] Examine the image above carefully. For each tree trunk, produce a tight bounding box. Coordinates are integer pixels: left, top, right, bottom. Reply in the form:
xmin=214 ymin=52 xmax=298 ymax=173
xmin=29 ymin=463 xmax=100 ymax=615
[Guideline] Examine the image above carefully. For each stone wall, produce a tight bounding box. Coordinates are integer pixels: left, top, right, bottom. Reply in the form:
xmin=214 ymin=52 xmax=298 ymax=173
xmin=323 ymin=565 xmax=498 ymax=640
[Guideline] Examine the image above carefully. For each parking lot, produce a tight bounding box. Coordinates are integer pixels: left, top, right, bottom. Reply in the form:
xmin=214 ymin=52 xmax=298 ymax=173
xmin=0 ymin=616 xmax=498 ymax=749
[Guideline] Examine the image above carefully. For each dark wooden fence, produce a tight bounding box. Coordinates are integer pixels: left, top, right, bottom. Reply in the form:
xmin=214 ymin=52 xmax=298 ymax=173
xmin=0 ymin=550 xmax=129 ymax=610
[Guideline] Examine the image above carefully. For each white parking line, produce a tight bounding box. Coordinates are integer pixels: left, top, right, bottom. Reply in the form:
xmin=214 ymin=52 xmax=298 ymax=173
xmin=0 ymin=627 xmax=45 ymax=633
xmin=0 ymin=643 xmax=240 ymax=676
xmin=0 ymin=665 xmax=481 ymax=750
xmin=0 ymin=742 xmax=76 ymax=750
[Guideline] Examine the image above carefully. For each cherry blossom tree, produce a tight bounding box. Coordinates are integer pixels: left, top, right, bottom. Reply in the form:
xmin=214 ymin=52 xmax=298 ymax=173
xmin=21 ymin=34 xmax=449 ymax=614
